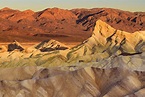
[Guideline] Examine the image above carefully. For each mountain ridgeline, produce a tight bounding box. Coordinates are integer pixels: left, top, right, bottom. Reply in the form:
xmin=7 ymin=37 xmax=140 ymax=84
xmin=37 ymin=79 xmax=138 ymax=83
xmin=0 ymin=7 xmax=145 ymax=42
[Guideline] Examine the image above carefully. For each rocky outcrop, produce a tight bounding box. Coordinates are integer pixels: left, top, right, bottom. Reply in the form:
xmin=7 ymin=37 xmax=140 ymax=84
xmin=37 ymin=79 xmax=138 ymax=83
xmin=34 ymin=39 xmax=69 ymax=52
xmin=8 ymin=40 xmax=24 ymax=51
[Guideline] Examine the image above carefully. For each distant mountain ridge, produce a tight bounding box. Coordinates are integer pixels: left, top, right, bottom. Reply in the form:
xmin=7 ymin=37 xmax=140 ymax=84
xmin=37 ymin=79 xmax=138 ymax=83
xmin=0 ymin=7 xmax=145 ymax=42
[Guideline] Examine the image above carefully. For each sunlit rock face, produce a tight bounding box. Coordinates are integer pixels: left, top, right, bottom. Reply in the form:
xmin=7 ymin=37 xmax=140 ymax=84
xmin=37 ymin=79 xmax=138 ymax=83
xmin=0 ymin=20 xmax=144 ymax=97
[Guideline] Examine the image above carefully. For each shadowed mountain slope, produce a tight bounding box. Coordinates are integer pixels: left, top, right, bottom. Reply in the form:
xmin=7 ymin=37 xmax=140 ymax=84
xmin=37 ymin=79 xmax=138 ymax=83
xmin=72 ymin=8 xmax=145 ymax=32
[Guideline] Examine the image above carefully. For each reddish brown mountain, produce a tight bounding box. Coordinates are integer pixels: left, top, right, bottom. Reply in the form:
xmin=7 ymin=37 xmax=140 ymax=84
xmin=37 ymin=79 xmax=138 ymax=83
xmin=0 ymin=7 xmax=145 ymax=42
xmin=72 ymin=8 xmax=145 ymax=32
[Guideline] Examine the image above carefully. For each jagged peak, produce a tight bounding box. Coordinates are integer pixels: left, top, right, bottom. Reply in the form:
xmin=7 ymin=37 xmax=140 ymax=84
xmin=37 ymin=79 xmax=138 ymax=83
xmin=92 ymin=20 xmax=116 ymax=37
xmin=88 ymin=20 xmax=145 ymax=54
xmin=93 ymin=20 xmax=145 ymax=37
xmin=36 ymin=39 xmax=69 ymax=48
xmin=33 ymin=39 xmax=69 ymax=52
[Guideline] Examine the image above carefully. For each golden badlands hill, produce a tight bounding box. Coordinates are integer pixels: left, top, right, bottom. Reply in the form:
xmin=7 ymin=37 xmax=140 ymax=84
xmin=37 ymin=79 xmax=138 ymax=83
xmin=0 ymin=20 xmax=144 ymax=97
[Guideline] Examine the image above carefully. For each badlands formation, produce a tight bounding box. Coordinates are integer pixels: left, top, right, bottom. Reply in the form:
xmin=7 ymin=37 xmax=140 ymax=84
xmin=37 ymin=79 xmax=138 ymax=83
xmin=0 ymin=20 xmax=144 ymax=97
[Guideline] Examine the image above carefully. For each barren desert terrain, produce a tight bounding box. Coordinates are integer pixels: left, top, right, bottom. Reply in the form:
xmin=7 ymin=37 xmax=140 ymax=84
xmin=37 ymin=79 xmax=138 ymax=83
xmin=0 ymin=7 xmax=144 ymax=97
